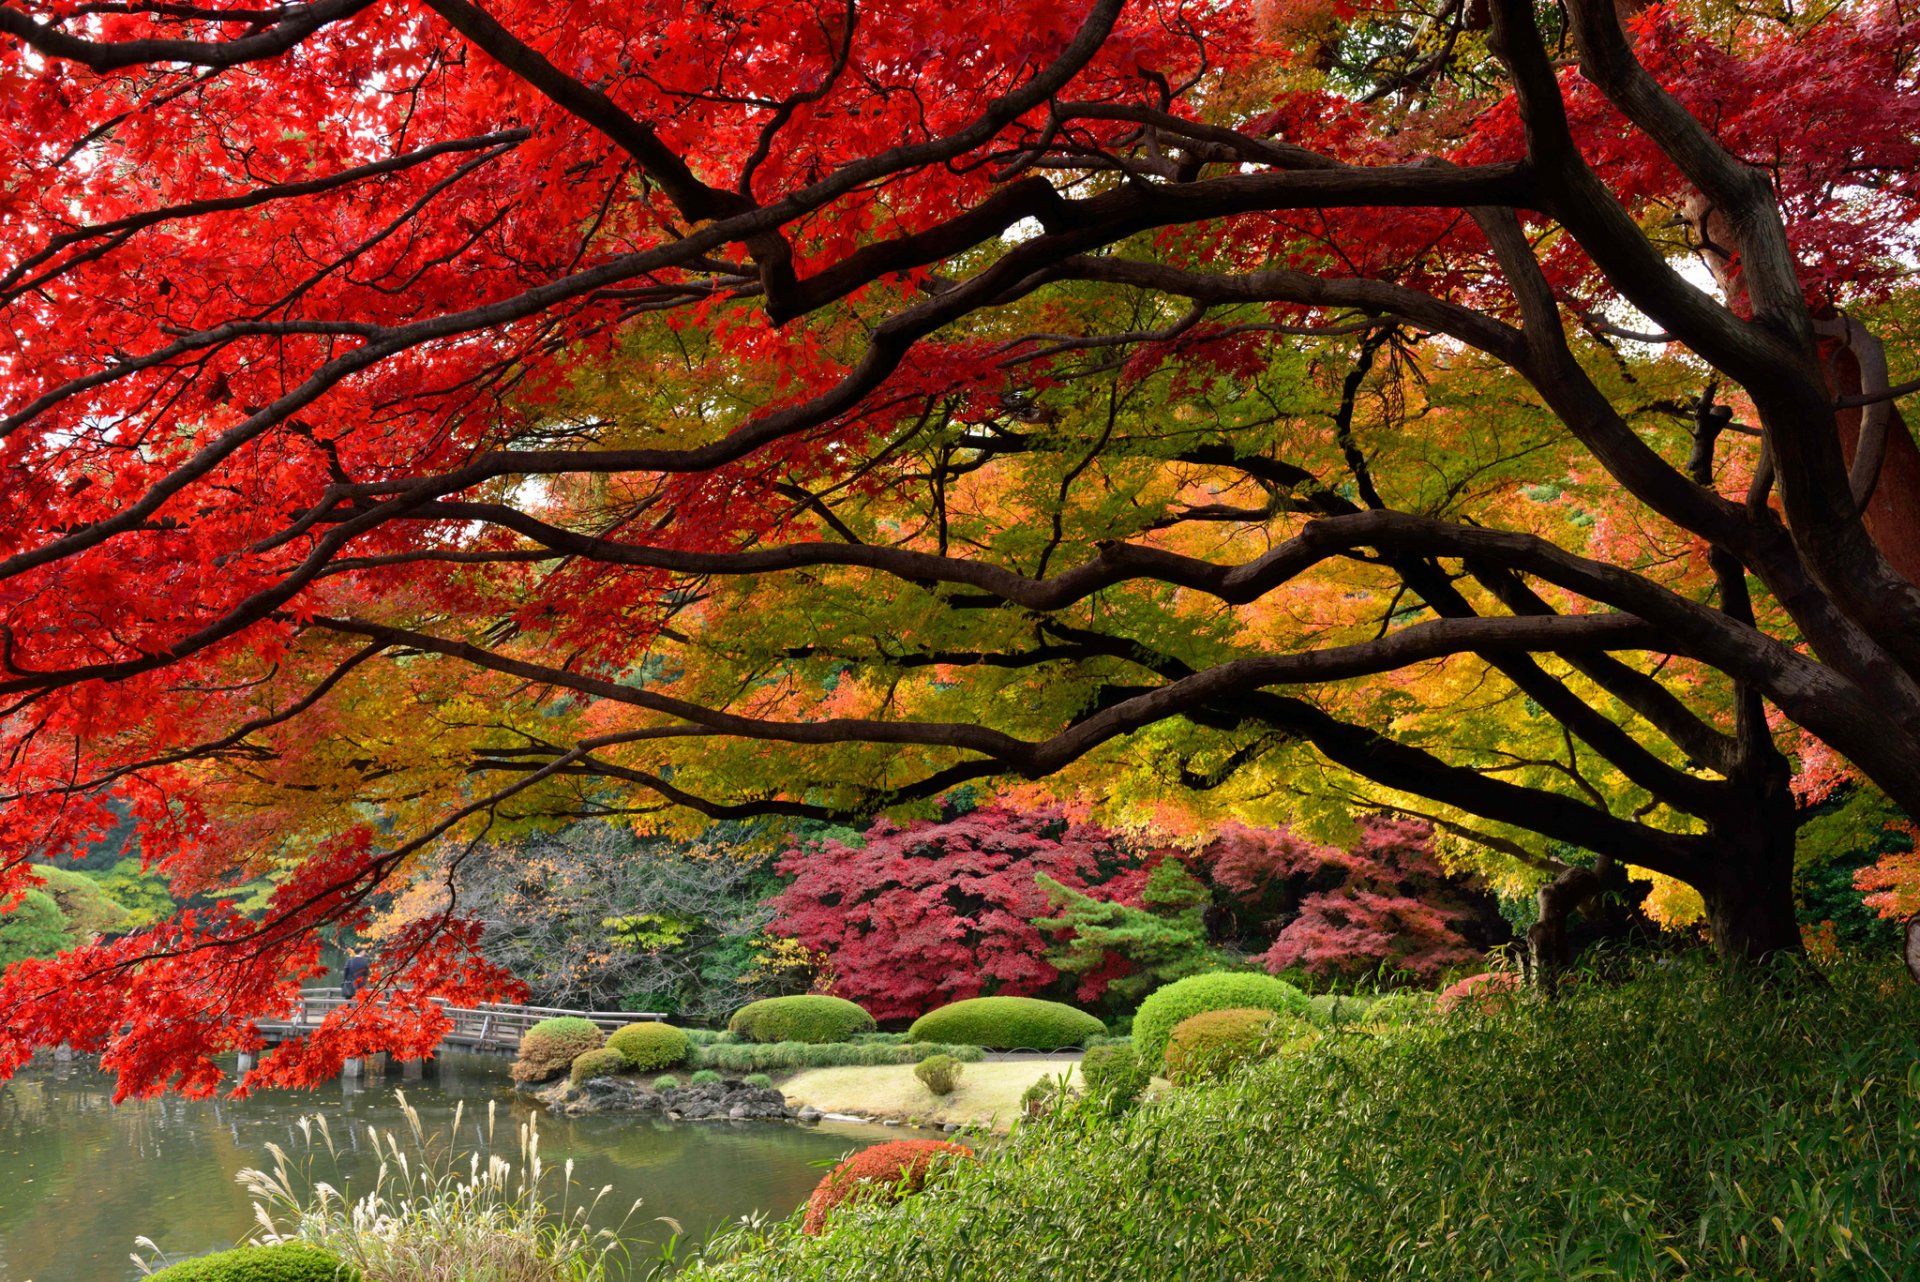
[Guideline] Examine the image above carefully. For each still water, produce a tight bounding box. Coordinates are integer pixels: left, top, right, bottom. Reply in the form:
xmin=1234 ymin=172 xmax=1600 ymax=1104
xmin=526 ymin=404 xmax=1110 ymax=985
xmin=0 ymin=1054 xmax=893 ymax=1282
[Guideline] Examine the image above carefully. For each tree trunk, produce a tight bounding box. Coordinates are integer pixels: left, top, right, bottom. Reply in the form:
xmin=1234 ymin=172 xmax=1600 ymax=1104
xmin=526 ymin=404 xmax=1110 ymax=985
xmin=1527 ymin=862 xmax=1604 ymax=993
xmin=1698 ymin=828 xmax=1803 ymax=965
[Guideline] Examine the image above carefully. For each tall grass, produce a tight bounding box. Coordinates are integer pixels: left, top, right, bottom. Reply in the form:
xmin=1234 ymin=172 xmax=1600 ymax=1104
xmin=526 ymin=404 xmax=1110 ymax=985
xmin=239 ymin=1092 xmax=646 ymax=1282
xmin=685 ymin=956 xmax=1920 ymax=1281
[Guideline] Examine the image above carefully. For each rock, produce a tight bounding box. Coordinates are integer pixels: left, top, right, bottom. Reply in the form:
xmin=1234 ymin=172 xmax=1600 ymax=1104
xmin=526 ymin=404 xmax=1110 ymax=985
xmin=796 ymin=1105 xmax=822 ymax=1122
xmin=537 ymin=1075 xmax=797 ymax=1122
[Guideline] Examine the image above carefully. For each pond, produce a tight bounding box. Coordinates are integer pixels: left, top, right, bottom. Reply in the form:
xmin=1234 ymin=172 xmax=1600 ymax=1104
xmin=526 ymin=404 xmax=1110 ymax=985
xmin=0 ymin=1053 xmax=895 ymax=1282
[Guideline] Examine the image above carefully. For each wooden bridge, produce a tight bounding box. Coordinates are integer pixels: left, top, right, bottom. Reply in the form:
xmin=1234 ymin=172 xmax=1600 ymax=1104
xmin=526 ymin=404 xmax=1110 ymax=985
xmin=256 ymin=988 xmax=667 ymax=1055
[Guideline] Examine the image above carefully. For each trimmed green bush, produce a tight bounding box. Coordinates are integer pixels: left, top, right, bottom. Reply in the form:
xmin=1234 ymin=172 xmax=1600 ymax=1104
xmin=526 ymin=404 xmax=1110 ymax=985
xmin=1162 ymin=1008 xmax=1307 ymax=1085
xmin=906 ymin=996 xmax=1105 ymax=1051
xmin=147 ymin=1245 xmax=358 ymax=1282
xmin=1078 ymin=1042 xmax=1148 ymax=1106
xmin=568 ymin=1047 xmax=629 ymax=1085
xmin=608 ymin=1021 xmax=691 ymax=1071
xmin=685 ymin=958 xmax=1920 ymax=1282
xmin=742 ymin=1073 xmax=774 ymax=1089
xmin=653 ymin=1074 xmax=681 ymax=1090
xmin=729 ymin=995 xmax=875 ymax=1044
xmin=1131 ymin=972 xmax=1309 ymax=1069
xmin=914 ymin=1053 xmax=963 ymax=1095
xmin=1304 ymin=992 xmax=1374 ymax=1028
xmin=510 ymin=1016 xmax=605 ymax=1085
xmin=689 ymin=1069 xmax=724 ymax=1086
xmin=691 ymin=1039 xmax=983 ymax=1073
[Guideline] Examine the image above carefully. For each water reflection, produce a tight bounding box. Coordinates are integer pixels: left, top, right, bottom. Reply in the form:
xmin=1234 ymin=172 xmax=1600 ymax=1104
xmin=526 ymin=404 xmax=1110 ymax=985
xmin=0 ymin=1054 xmax=891 ymax=1282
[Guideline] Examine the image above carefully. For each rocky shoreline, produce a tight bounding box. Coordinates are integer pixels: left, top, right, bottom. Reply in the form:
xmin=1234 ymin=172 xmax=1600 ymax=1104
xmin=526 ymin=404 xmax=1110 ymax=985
xmin=530 ymin=1074 xmax=795 ymax=1121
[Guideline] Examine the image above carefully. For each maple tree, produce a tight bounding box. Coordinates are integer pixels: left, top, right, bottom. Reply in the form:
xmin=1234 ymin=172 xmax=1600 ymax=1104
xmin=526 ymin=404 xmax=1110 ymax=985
xmin=1252 ymin=816 xmax=1491 ymax=983
xmin=3 ymin=0 xmax=1920 ymax=1095
xmin=769 ymin=805 xmax=1156 ymax=1019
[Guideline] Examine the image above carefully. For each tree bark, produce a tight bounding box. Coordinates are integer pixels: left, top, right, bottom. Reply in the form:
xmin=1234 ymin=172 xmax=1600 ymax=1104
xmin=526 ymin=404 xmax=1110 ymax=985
xmin=1697 ymin=820 xmax=1803 ymax=965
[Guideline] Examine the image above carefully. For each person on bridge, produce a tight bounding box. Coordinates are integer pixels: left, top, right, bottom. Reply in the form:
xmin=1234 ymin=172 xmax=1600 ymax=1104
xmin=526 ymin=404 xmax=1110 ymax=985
xmin=340 ymin=953 xmax=371 ymax=1000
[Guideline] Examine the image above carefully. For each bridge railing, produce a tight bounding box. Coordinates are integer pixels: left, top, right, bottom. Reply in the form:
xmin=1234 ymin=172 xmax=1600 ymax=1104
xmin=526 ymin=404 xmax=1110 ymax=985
xmin=274 ymin=989 xmax=666 ymax=1050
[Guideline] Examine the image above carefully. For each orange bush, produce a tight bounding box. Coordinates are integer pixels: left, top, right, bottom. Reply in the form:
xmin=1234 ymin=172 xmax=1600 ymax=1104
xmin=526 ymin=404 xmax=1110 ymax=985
xmin=1436 ymin=971 xmax=1522 ymax=1015
xmin=802 ymin=1139 xmax=975 ymax=1235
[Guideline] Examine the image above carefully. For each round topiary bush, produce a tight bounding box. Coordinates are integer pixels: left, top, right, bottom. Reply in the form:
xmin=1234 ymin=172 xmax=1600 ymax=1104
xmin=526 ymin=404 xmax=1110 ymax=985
xmin=147 ymin=1245 xmax=358 ymax=1282
xmin=510 ymin=1016 xmax=605 ymax=1085
xmin=607 ymin=1021 xmax=690 ymax=1071
xmin=905 ymin=996 xmax=1105 ymax=1051
xmin=803 ymin=1140 xmax=975 ymax=1235
xmin=1162 ymin=1007 xmax=1305 ymax=1085
xmin=652 ymin=1073 xmax=681 ymax=1090
xmin=729 ymin=995 xmax=876 ymax=1044
xmin=1078 ymin=1042 xmax=1149 ymax=1106
xmin=689 ymin=1069 xmax=724 ymax=1086
xmin=568 ymin=1047 xmax=628 ymax=1086
xmin=742 ymin=1072 xmax=773 ymax=1089
xmin=914 ymin=1052 xmax=963 ymax=1096
xmin=1131 ymin=971 xmax=1310 ymax=1069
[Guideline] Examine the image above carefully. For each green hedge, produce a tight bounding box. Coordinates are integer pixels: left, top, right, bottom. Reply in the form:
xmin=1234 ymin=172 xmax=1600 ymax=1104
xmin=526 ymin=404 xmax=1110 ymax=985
xmin=608 ymin=1021 xmax=691 ymax=1071
xmin=729 ymin=995 xmax=876 ymax=1044
xmin=569 ymin=1047 xmax=629 ymax=1085
xmin=906 ymin=997 xmax=1104 ymax=1051
xmin=692 ymin=1039 xmax=984 ymax=1073
xmin=686 ymin=958 xmax=1920 ymax=1282
xmin=1131 ymin=972 xmax=1309 ymax=1069
xmin=1077 ymin=1043 xmax=1148 ymax=1107
xmin=147 ymin=1245 xmax=357 ymax=1282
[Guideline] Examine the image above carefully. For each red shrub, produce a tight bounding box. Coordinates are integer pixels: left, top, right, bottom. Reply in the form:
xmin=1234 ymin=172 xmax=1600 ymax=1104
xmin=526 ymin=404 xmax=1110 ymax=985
xmin=1253 ymin=817 xmax=1488 ymax=983
xmin=1437 ymin=971 xmax=1523 ymax=1014
xmin=802 ymin=1139 xmax=975 ymax=1234
xmin=771 ymin=806 xmax=1154 ymax=1020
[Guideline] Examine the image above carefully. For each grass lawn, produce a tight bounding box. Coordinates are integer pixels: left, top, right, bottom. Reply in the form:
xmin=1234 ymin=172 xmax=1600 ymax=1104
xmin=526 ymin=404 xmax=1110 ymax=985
xmin=778 ymin=1057 xmax=1080 ymax=1131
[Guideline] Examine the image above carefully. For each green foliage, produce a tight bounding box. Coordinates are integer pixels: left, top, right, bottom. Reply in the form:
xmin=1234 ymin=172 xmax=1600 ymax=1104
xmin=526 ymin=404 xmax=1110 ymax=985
xmin=742 ymin=1073 xmax=774 ymax=1089
xmin=652 ymin=1074 xmax=681 ymax=1091
xmin=0 ymin=889 xmax=74 ymax=968
xmin=1077 ymin=1043 xmax=1149 ymax=1108
xmin=906 ymin=996 xmax=1105 ymax=1051
xmin=691 ymin=1039 xmax=985 ymax=1073
xmin=510 ymin=1017 xmax=604 ymax=1085
xmin=728 ymin=995 xmax=876 ymax=1044
xmin=1018 ymin=1072 xmax=1071 ymax=1121
xmin=1362 ymin=992 xmax=1435 ymax=1027
xmin=1032 ymin=864 xmax=1222 ymax=1007
xmin=146 ymin=1245 xmax=357 ymax=1282
xmin=568 ymin=1048 xmax=629 ymax=1085
xmin=86 ymin=857 xmax=176 ymax=927
xmin=687 ymin=959 xmax=1920 ymax=1282
xmin=1162 ymin=1008 xmax=1304 ymax=1085
xmin=28 ymin=865 xmax=130 ymax=936
xmin=913 ymin=1053 xmax=963 ymax=1096
xmin=1303 ymin=993 xmax=1374 ymax=1028
xmin=606 ymin=1021 xmax=691 ymax=1071
xmin=1794 ymin=786 xmax=1907 ymax=943
xmin=1131 ymin=972 xmax=1310 ymax=1069
xmin=689 ymin=1069 xmax=724 ymax=1086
